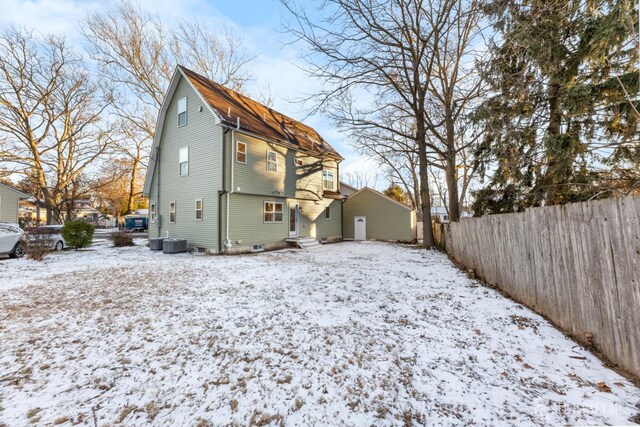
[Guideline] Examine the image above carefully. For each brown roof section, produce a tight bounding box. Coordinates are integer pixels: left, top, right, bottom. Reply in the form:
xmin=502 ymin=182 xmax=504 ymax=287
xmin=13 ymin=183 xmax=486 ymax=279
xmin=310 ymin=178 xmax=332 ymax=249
xmin=179 ymin=66 xmax=342 ymax=160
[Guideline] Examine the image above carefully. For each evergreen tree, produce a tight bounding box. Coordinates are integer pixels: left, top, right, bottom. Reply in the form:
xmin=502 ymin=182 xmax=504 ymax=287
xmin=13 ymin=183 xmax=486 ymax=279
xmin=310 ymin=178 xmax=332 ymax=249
xmin=384 ymin=183 xmax=409 ymax=205
xmin=473 ymin=0 xmax=639 ymax=215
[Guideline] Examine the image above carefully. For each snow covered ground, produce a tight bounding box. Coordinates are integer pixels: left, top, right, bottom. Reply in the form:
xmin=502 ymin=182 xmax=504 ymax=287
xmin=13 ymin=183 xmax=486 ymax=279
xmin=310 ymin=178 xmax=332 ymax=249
xmin=0 ymin=240 xmax=639 ymax=426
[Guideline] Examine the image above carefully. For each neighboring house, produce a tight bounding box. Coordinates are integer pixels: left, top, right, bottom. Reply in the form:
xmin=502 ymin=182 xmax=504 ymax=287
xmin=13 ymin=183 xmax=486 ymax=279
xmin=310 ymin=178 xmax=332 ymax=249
xmin=0 ymin=183 xmax=29 ymax=224
xmin=339 ymin=181 xmax=359 ymax=197
xmin=430 ymin=206 xmax=472 ymax=223
xmin=143 ymin=66 xmax=344 ymax=254
xmin=343 ymin=187 xmax=416 ymax=242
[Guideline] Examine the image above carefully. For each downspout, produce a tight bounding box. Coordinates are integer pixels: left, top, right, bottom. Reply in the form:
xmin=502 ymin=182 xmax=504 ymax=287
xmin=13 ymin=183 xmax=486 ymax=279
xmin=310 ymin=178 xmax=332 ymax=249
xmin=219 ymin=128 xmax=230 ymax=254
xmin=224 ymin=117 xmax=241 ymax=250
xmin=155 ymin=145 xmax=161 ymax=236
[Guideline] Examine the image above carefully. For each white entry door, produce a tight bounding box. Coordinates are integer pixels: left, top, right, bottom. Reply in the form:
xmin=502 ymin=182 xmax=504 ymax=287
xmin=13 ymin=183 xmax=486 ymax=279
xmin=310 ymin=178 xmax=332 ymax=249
xmin=289 ymin=203 xmax=300 ymax=237
xmin=354 ymin=216 xmax=366 ymax=240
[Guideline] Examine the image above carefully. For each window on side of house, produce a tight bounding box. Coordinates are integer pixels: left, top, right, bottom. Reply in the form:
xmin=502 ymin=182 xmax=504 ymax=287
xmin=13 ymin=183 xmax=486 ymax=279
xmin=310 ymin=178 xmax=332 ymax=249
xmin=150 ymin=203 xmax=156 ymax=223
xmin=294 ymin=158 xmax=303 ymax=167
xmin=322 ymin=170 xmax=335 ymax=190
xmin=264 ymin=201 xmax=283 ymax=223
xmin=267 ymin=150 xmax=277 ymax=172
xmin=236 ymin=141 xmax=247 ymax=163
xmin=177 ymin=97 xmax=187 ymax=126
xmin=195 ymin=199 xmax=203 ymax=220
xmin=169 ymin=201 xmax=176 ymax=223
xmin=179 ymin=146 xmax=189 ymax=176
xmin=325 ymin=206 xmax=331 ymax=220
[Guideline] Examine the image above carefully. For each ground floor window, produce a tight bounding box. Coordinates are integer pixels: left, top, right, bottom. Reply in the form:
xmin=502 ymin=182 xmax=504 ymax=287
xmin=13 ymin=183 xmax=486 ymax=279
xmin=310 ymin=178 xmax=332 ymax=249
xmin=169 ymin=201 xmax=176 ymax=223
xmin=264 ymin=201 xmax=283 ymax=223
xmin=195 ymin=199 xmax=203 ymax=220
xmin=150 ymin=203 xmax=156 ymax=222
xmin=325 ymin=206 xmax=331 ymax=220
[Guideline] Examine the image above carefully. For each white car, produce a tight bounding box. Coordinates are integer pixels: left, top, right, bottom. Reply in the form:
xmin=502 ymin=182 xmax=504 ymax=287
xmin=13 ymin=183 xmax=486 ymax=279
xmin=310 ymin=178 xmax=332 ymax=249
xmin=28 ymin=225 xmax=67 ymax=251
xmin=0 ymin=223 xmax=26 ymax=258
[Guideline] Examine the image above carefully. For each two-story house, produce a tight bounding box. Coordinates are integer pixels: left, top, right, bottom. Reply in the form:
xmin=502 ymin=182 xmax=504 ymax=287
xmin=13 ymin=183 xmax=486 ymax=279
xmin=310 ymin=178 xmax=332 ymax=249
xmin=143 ymin=66 xmax=344 ymax=254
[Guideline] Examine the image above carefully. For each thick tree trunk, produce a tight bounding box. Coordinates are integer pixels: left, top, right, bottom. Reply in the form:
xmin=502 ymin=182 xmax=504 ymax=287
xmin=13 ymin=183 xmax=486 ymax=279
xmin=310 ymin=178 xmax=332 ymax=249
xmin=445 ymin=162 xmax=460 ymax=221
xmin=417 ymin=121 xmax=435 ymax=248
xmin=126 ymin=157 xmax=139 ymax=214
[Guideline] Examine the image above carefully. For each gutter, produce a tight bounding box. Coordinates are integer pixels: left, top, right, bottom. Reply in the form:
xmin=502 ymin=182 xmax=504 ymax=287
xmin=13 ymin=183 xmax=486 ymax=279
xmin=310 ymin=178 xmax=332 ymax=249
xmin=219 ymin=128 xmax=230 ymax=254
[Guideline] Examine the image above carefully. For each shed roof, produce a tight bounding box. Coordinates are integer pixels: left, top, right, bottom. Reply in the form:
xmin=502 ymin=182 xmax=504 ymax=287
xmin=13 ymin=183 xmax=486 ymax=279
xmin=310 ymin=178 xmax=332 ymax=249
xmin=0 ymin=183 xmax=30 ymax=199
xmin=346 ymin=187 xmax=414 ymax=211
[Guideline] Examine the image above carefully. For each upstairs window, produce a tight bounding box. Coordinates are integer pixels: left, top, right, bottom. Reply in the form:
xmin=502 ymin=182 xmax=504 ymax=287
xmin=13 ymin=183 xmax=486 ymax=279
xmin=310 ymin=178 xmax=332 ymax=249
xmin=169 ymin=201 xmax=176 ymax=223
xmin=150 ymin=203 xmax=156 ymax=223
xmin=195 ymin=199 xmax=203 ymax=220
xmin=177 ymin=97 xmax=187 ymax=126
xmin=236 ymin=141 xmax=247 ymax=163
xmin=267 ymin=150 xmax=277 ymax=172
xmin=264 ymin=201 xmax=283 ymax=223
xmin=322 ymin=170 xmax=335 ymax=190
xmin=179 ymin=146 xmax=189 ymax=176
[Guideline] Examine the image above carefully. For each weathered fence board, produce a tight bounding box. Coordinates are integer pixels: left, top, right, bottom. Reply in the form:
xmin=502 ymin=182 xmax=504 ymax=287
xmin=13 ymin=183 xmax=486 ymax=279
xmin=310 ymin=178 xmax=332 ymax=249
xmin=436 ymin=196 xmax=640 ymax=376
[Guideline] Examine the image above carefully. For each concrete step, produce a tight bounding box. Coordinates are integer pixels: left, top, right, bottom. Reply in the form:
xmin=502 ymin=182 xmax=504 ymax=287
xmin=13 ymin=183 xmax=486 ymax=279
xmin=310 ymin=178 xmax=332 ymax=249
xmin=299 ymin=240 xmax=320 ymax=248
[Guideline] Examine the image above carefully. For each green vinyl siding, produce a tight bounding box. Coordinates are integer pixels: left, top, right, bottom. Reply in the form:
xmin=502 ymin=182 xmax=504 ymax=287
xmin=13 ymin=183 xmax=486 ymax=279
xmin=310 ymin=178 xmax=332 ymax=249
xmin=147 ymin=76 xmax=223 ymax=250
xmin=343 ymin=188 xmax=416 ymax=242
xmin=223 ymin=193 xmax=342 ymax=248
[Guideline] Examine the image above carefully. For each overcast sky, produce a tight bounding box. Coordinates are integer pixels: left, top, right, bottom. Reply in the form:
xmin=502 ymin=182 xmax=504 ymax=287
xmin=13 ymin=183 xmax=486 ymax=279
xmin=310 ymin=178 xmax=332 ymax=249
xmin=0 ymin=0 xmax=380 ymax=186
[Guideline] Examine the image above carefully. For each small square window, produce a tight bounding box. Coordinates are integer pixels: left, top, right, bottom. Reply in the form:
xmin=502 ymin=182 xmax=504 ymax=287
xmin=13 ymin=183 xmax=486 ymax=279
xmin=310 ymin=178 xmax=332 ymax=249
xmin=294 ymin=158 xmax=303 ymax=167
xmin=177 ymin=97 xmax=187 ymax=126
xmin=195 ymin=199 xmax=203 ymax=220
xmin=264 ymin=201 xmax=283 ymax=223
xmin=179 ymin=146 xmax=189 ymax=176
xmin=267 ymin=151 xmax=277 ymax=172
xmin=325 ymin=206 xmax=331 ymax=220
xmin=236 ymin=141 xmax=247 ymax=163
xmin=169 ymin=201 xmax=176 ymax=223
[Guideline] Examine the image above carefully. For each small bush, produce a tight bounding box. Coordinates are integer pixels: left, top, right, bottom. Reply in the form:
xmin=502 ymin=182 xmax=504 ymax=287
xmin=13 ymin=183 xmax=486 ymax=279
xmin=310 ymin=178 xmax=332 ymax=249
xmin=110 ymin=231 xmax=134 ymax=247
xmin=61 ymin=220 xmax=94 ymax=250
xmin=27 ymin=234 xmax=52 ymax=261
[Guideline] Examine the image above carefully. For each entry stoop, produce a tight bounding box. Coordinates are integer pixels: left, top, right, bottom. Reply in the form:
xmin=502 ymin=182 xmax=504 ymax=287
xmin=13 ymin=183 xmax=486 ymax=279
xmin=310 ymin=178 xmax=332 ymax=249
xmin=285 ymin=237 xmax=321 ymax=249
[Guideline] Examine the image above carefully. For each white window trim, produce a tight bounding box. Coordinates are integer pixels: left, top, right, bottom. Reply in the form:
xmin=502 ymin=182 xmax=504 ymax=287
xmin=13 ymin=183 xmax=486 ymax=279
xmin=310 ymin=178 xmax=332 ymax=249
xmin=267 ymin=150 xmax=278 ymax=172
xmin=322 ymin=170 xmax=335 ymax=191
xmin=236 ymin=141 xmax=247 ymax=164
xmin=150 ymin=202 xmax=156 ymax=223
xmin=324 ymin=205 xmax=331 ymax=220
xmin=169 ymin=201 xmax=176 ymax=223
xmin=179 ymin=146 xmax=189 ymax=176
xmin=263 ymin=200 xmax=284 ymax=223
xmin=195 ymin=199 xmax=203 ymax=221
xmin=294 ymin=158 xmax=303 ymax=167
xmin=177 ymin=97 xmax=187 ymax=127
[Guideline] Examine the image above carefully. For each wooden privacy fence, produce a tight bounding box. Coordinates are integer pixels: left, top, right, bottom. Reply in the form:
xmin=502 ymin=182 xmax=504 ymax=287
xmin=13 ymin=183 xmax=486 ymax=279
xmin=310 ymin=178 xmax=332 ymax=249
xmin=435 ymin=196 xmax=640 ymax=376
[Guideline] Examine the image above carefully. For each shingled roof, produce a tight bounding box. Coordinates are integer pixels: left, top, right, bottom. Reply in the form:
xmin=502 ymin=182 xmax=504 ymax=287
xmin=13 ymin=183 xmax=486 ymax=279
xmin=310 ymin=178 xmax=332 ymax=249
xmin=179 ymin=66 xmax=342 ymax=160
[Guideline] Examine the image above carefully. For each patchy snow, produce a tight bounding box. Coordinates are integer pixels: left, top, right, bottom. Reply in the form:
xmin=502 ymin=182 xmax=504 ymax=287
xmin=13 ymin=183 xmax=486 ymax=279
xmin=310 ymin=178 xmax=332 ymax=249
xmin=0 ymin=241 xmax=638 ymax=426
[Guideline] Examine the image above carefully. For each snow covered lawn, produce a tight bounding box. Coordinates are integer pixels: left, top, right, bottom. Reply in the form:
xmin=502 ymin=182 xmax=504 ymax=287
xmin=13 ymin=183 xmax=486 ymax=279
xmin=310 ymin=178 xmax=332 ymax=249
xmin=1 ymin=241 xmax=639 ymax=426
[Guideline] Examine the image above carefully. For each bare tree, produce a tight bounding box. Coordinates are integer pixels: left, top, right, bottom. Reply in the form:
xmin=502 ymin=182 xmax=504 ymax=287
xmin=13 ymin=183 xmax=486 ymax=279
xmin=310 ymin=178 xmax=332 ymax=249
xmin=342 ymin=170 xmax=379 ymax=189
xmin=283 ymin=0 xmax=473 ymax=248
xmin=82 ymin=0 xmax=255 ymax=213
xmin=0 ymin=27 xmax=111 ymax=223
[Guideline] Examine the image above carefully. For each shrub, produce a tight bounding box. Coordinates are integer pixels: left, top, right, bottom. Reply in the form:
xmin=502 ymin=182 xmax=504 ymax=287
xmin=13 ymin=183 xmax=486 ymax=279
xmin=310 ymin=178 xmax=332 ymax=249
xmin=27 ymin=235 xmax=52 ymax=261
xmin=110 ymin=231 xmax=134 ymax=247
xmin=61 ymin=220 xmax=94 ymax=250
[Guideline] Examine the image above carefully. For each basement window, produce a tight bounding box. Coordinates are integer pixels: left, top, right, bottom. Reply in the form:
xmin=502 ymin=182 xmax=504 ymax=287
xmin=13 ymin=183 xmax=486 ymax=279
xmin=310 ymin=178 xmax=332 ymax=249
xmin=252 ymin=244 xmax=265 ymax=252
xmin=177 ymin=97 xmax=187 ymax=126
